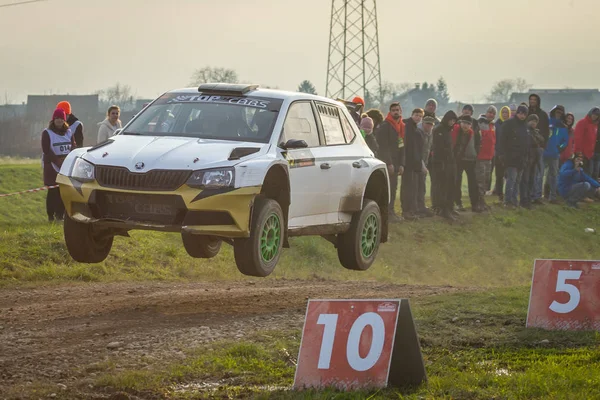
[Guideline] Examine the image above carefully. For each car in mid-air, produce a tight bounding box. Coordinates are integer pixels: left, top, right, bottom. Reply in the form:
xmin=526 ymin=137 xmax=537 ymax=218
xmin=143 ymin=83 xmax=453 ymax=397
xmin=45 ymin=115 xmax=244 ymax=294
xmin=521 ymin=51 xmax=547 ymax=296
xmin=57 ymin=84 xmax=390 ymax=277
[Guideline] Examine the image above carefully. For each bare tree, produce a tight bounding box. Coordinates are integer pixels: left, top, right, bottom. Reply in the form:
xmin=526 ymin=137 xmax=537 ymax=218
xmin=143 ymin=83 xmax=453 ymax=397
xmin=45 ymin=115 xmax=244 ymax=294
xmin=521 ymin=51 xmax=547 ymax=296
xmin=368 ymin=81 xmax=411 ymax=109
xmin=96 ymin=83 xmax=136 ymax=111
xmin=487 ymin=78 xmax=532 ymax=102
xmin=514 ymin=78 xmax=532 ymax=93
xmin=189 ymin=66 xmax=239 ymax=86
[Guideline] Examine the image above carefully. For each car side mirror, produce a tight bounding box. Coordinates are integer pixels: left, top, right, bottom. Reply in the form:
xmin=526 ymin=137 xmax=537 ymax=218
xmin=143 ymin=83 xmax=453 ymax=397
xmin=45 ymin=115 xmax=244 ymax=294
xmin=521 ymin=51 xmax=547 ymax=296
xmin=280 ymin=139 xmax=308 ymax=150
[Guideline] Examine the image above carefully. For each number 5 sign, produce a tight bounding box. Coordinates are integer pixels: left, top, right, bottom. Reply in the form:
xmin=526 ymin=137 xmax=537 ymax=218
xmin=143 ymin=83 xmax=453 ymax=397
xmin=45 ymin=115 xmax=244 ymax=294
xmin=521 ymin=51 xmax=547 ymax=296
xmin=293 ymin=299 xmax=426 ymax=390
xmin=527 ymin=259 xmax=600 ymax=330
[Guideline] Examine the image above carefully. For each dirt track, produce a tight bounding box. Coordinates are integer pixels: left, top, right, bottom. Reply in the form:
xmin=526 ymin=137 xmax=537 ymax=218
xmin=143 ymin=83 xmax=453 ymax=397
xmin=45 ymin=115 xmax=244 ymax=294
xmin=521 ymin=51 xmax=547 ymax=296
xmin=0 ymin=279 xmax=465 ymax=396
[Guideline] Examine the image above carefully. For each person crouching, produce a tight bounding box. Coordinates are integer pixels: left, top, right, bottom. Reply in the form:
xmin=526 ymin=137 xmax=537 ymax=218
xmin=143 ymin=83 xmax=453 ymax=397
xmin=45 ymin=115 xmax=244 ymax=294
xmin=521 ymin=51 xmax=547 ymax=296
xmin=559 ymin=152 xmax=600 ymax=207
xmin=41 ymin=108 xmax=76 ymax=222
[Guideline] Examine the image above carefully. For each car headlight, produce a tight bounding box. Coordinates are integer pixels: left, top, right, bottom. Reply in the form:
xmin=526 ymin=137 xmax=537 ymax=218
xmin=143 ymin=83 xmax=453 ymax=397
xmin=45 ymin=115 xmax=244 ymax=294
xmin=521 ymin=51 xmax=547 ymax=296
xmin=187 ymin=168 xmax=235 ymax=189
xmin=71 ymin=158 xmax=95 ymax=182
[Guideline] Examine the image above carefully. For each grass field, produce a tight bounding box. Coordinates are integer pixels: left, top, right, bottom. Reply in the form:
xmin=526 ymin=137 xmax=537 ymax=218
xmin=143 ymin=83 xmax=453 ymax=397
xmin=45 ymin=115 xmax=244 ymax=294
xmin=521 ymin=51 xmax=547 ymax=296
xmin=1 ymin=163 xmax=600 ymax=287
xmin=2 ymin=162 xmax=600 ymax=399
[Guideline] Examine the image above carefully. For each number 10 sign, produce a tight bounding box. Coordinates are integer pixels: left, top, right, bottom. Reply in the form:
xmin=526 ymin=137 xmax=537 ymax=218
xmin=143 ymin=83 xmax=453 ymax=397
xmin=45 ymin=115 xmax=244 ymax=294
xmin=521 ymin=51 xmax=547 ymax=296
xmin=527 ymin=259 xmax=600 ymax=331
xmin=293 ymin=299 xmax=426 ymax=390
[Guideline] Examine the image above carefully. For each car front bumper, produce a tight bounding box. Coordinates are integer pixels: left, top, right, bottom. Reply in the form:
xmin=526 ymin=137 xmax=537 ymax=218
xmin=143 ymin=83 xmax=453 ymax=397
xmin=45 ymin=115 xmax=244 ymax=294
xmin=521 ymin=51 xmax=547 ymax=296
xmin=56 ymin=174 xmax=261 ymax=238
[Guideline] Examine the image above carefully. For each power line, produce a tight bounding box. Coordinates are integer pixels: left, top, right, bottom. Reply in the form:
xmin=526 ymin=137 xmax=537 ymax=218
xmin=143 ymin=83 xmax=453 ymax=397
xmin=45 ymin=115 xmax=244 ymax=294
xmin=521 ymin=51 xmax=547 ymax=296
xmin=0 ymin=0 xmax=48 ymax=8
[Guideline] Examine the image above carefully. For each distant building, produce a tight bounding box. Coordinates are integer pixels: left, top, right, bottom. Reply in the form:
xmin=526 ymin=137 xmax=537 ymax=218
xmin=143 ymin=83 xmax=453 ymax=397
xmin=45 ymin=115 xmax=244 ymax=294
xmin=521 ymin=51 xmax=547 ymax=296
xmin=0 ymin=104 xmax=26 ymax=120
xmin=510 ymin=89 xmax=600 ymax=120
xmin=26 ymin=94 xmax=101 ymax=145
xmin=391 ymin=84 xmax=439 ymax=112
xmin=27 ymin=94 xmax=99 ymax=121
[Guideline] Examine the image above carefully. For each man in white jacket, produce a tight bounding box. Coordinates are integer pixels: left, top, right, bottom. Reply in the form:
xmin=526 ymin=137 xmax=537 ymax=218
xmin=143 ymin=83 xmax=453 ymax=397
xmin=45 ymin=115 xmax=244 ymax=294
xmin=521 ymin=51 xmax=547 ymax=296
xmin=97 ymin=105 xmax=122 ymax=143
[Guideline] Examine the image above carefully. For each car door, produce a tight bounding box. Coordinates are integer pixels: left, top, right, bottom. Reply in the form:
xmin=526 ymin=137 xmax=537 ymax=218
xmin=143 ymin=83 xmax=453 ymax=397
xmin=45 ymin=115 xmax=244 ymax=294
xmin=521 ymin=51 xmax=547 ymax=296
xmin=314 ymin=103 xmax=371 ymax=221
xmin=280 ymin=101 xmax=332 ymax=226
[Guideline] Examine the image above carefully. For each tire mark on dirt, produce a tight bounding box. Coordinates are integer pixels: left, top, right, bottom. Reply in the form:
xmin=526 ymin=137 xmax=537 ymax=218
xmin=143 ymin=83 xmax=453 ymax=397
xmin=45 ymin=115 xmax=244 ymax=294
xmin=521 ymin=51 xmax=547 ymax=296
xmin=0 ymin=279 xmax=471 ymax=394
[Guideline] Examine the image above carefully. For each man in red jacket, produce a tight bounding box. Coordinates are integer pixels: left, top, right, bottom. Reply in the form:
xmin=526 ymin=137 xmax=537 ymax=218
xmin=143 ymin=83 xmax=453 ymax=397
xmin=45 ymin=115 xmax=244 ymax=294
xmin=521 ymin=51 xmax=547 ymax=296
xmin=375 ymin=102 xmax=405 ymax=222
xmin=574 ymin=107 xmax=600 ymax=175
xmin=475 ymin=106 xmax=497 ymax=211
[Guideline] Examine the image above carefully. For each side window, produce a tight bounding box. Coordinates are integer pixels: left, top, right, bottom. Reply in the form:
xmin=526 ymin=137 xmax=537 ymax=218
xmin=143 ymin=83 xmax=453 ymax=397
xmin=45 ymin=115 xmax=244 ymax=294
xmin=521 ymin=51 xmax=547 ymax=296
xmin=281 ymin=102 xmax=320 ymax=147
xmin=317 ymin=104 xmax=346 ymax=145
xmin=340 ymin=111 xmax=357 ymax=143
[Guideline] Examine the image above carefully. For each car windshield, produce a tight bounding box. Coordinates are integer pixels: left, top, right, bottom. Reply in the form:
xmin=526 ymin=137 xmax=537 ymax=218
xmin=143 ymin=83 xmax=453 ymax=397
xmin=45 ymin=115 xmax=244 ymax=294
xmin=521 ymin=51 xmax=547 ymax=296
xmin=123 ymin=92 xmax=282 ymax=143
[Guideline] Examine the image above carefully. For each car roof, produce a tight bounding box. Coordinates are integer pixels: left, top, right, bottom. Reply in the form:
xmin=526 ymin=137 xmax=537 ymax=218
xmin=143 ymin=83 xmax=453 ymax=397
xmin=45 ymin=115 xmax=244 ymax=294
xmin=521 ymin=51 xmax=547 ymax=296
xmin=168 ymin=87 xmax=342 ymax=106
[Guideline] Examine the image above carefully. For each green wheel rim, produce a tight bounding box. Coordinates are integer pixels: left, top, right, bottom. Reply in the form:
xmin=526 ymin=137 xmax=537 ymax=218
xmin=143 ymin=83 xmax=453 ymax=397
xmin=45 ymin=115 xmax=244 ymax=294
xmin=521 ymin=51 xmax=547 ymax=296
xmin=361 ymin=213 xmax=379 ymax=258
xmin=260 ymin=213 xmax=281 ymax=263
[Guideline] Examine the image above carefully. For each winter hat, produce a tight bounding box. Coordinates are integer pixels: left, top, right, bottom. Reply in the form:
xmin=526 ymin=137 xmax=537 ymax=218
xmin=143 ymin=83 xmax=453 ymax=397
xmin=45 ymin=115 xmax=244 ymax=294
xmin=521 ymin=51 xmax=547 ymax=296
xmin=517 ymin=105 xmax=529 ymax=115
xmin=359 ymin=116 xmax=374 ymax=131
xmin=458 ymin=115 xmax=472 ymax=124
xmin=352 ymin=96 xmax=365 ymax=106
xmin=509 ymin=103 xmax=518 ymax=112
xmin=426 ymin=98 xmax=438 ymax=108
xmin=486 ymin=105 xmax=498 ymax=114
xmin=423 ymin=116 xmax=436 ymax=125
xmin=462 ymin=104 xmax=474 ymax=113
xmin=56 ymin=101 xmax=72 ymax=115
xmin=52 ymin=108 xmax=67 ymax=121
xmin=526 ymin=114 xmax=539 ymax=123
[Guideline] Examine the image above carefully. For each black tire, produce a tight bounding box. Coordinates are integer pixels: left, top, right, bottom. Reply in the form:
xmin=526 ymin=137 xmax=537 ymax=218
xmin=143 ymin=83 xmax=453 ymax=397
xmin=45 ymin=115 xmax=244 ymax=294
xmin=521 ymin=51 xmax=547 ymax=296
xmin=64 ymin=215 xmax=113 ymax=263
xmin=182 ymin=234 xmax=222 ymax=259
xmin=234 ymin=196 xmax=283 ymax=277
xmin=337 ymin=199 xmax=382 ymax=271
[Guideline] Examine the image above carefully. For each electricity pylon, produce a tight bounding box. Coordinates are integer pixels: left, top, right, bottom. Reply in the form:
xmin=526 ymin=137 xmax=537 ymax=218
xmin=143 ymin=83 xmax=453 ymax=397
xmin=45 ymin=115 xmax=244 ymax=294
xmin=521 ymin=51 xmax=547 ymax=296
xmin=325 ymin=0 xmax=382 ymax=101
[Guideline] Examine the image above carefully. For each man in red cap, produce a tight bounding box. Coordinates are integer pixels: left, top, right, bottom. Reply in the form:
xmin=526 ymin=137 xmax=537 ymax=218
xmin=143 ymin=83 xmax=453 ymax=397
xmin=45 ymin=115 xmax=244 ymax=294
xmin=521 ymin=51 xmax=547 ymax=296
xmin=349 ymin=96 xmax=365 ymax=125
xmin=56 ymin=101 xmax=84 ymax=147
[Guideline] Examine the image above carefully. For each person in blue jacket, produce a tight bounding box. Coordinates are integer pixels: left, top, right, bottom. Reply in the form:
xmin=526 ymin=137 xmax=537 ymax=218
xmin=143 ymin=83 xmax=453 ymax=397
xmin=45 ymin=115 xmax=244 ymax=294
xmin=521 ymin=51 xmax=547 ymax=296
xmin=543 ymin=105 xmax=569 ymax=204
xmin=559 ymin=152 xmax=600 ymax=208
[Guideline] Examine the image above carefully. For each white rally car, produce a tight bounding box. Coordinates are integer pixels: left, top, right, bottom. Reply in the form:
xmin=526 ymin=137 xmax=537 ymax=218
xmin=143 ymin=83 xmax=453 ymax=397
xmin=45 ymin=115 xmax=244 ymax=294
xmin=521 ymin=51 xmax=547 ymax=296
xmin=57 ymin=84 xmax=390 ymax=277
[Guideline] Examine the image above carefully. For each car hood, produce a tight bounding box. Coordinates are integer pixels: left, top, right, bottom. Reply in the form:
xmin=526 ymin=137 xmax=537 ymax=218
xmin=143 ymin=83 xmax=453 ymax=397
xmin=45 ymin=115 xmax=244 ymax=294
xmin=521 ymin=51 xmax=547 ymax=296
xmin=83 ymin=135 xmax=268 ymax=172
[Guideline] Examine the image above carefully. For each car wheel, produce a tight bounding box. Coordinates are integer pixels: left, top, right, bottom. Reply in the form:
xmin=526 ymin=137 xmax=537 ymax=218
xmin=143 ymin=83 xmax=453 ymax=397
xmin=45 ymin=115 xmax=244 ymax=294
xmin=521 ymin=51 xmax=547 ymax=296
xmin=181 ymin=234 xmax=222 ymax=259
xmin=64 ymin=215 xmax=113 ymax=263
xmin=234 ymin=196 xmax=283 ymax=277
xmin=337 ymin=199 xmax=381 ymax=271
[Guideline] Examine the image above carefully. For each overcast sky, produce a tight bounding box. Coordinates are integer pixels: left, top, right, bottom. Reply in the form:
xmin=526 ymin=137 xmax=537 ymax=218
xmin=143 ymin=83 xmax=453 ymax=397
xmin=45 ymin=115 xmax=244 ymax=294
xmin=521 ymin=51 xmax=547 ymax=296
xmin=1 ymin=0 xmax=598 ymax=104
